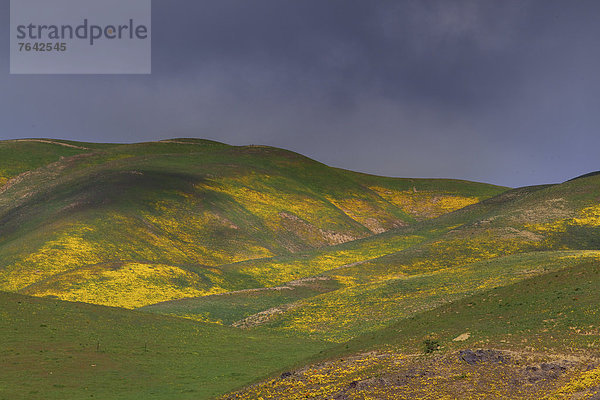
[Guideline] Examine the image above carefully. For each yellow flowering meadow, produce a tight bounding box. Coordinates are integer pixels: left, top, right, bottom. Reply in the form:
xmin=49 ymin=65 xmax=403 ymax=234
xmin=26 ymin=262 xmax=227 ymax=309
xmin=368 ymin=186 xmax=481 ymax=220
xmin=528 ymin=204 xmax=600 ymax=233
xmin=546 ymin=368 xmax=600 ymax=399
xmin=0 ymin=224 xmax=102 ymax=291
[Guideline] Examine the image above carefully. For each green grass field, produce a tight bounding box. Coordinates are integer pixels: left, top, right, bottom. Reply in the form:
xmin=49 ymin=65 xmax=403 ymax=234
xmin=0 ymin=291 xmax=330 ymax=400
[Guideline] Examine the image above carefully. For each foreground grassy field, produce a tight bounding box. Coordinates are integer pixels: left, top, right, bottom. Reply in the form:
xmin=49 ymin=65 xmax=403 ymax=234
xmin=0 ymin=291 xmax=330 ymax=400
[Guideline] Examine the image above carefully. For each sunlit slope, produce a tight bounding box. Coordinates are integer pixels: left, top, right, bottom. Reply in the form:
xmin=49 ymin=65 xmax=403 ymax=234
xmin=149 ymin=251 xmax=600 ymax=342
xmin=143 ymin=188 xmax=544 ymax=322
xmin=257 ymin=175 xmax=600 ymax=340
xmin=0 ymin=138 xmax=506 ymax=307
xmin=224 ymin=255 xmax=600 ymax=400
xmin=218 ymin=185 xmax=549 ymax=287
xmin=143 ymin=186 xmax=550 ymax=323
xmin=259 ymin=251 xmax=600 ymax=341
xmin=339 ymin=168 xmax=507 ymax=221
xmin=156 ymin=176 xmax=600 ymax=340
xmin=343 ymin=252 xmax=600 ymax=354
xmin=0 ymin=291 xmax=330 ymax=400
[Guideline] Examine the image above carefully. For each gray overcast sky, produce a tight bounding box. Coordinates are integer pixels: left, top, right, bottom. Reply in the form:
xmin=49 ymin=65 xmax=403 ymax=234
xmin=1 ymin=0 xmax=599 ymax=187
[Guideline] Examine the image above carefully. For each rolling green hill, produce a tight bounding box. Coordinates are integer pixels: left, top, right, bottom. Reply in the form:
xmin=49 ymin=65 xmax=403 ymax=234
xmin=2 ymin=138 xmax=600 ymax=399
xmin=224 ymin=254 xmax=600 ymax=399
xmin=0 ymin=138 xmax=506 ymax=308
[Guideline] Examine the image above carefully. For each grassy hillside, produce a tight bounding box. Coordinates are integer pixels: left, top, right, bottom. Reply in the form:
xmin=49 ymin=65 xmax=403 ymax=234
xmin=338 ymin=168 xmax=507 ymax=220
xmin=225 ymin=254 xmax=600 ymax=399
xmin=215 ymin=174 xmax=600 ymax=399
xmin=146 ymin=177 xmax=599 ymax=338
xmin=158 ymin=176 xmax=598 ymax=342
xmin=0 ymin=139 xmax=116 ymax=186
xmin=0 ymin=138 xmax=506 ymax=308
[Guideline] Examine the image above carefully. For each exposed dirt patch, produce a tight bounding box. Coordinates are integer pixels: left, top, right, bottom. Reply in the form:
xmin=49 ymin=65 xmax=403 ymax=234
xmin=459 ymin=349 xmax=509 ymax=364
xmin=501 ymin=227 xmax=545 ymax=241
xmin=232 ymin=302 xmax=300 ymax=328
xmin=453 ymin=332 xmax=471 ymax=342
xmin=229 ymin=277 xmax=335 ymax=328
xmin=287 ymin=276 xmax=332 ymax=286
xmin=0 ymin=170 xmax=33 ymax=195
xmin=512 ymin=198 xmax=574 ymax=224
xmin=10 ymin=139 xmax=90 ymax=150
xmin=279 ymin=211 xmax=360 ymax=246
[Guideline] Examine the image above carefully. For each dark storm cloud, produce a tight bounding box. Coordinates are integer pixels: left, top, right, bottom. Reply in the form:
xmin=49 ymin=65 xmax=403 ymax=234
xmin=1 ymin=0 xmax=600 ymax=187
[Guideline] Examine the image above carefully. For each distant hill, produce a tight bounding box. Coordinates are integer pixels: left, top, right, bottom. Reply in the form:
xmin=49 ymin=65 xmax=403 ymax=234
xmin=566 ymin=170 xmax=600 ymax=181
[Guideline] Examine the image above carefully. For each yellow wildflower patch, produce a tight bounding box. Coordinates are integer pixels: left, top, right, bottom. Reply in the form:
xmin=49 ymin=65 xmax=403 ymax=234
xmin=572 ymin=204 xmax=600 ymax=226
xmin=203 ymin=175 xmax=346 ymax=232
xmin=109 ymin=200 xmax=273 ymax=267
xmin=368 ymin=186 xmax=480 ymax=220
xmin=528 ymin=204 xmax=600 ymax=233
xmin=0 ymin=225 xmax=101 ymax=291
xmin=546 ymin=368 xmax=600 ymax=399
xmin=234 ymin=234 xmax=425 ymax=288
xmin=26 ymin=262 xmax=226 ymax=309
xmin=222 ymin=352 xmax=398 ymax=400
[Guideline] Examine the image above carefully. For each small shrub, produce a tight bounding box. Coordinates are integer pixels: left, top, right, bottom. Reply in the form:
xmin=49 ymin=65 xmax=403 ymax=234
xmin=424 ymin=339 xmax=440 ymax=354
